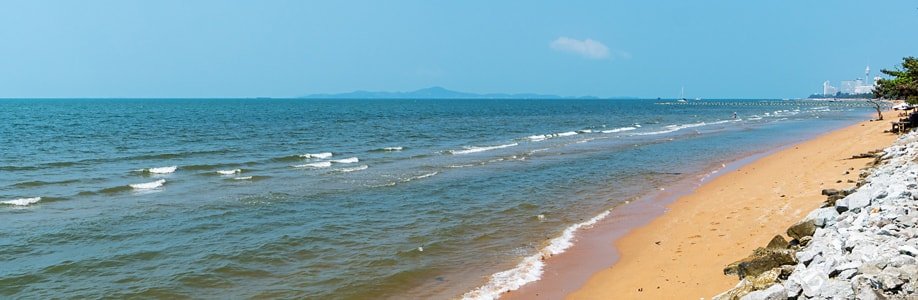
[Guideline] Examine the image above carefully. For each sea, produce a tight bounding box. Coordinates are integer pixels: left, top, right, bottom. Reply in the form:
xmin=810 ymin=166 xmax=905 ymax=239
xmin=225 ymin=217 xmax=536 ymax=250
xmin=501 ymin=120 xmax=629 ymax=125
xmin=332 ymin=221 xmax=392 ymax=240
xmin=0 ymin=98 xmax=877 ymax=299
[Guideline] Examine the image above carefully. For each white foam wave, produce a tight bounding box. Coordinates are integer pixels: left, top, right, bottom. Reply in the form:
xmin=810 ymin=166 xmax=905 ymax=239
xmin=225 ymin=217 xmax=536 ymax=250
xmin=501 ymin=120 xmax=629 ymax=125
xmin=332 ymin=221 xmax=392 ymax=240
xmin=665 ymin=122 xmax=708 ymax=130
xmin=413 ymin=172 xmax=438 ymax=180
xmin=600 ymin=126 xmax=636 ymax=133
xmin=462 ymin=210 xmax=612 ymax=300
xmin=293 ymin=161 xmax=332 ymax=168
xmin=632 ymin=119 xmax=739 ymax=136
xmin=556 ymin=131 xmax=578 ymax=137
xmin=130 ymin=179 xmax=165 ymax=190
xmin=527 ymin=135 xmax=548 ymax=141
xmin=233 ymin=176 xmax=253 ymax=180
xmin=450 ymin=143 xmax=518 ymax=155
xmin=331 ymin=157 xmax=359 ymax=164
xmin=1 ymin=197 xmax=42 ymax=206
xmin=216 ymin=169 xmax=241 ymax=175
xmin=526 ymin=131 xmax=582 ymax=142
xmin=147 ymin=166 xmax=177 ymax=174
xmin=382 ymin=147 xmax=403 ymax=151
xmin=338 ymin=165 xmax=368 ymax=173
xmin=299 ymin=152 xmax=333 ymax=159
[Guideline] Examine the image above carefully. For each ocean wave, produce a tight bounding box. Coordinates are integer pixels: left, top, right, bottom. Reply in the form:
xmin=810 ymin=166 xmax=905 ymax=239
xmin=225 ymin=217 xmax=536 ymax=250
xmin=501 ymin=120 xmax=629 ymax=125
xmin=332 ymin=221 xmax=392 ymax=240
xmin=216 ymin=169 xmax=242 ymax=175
xmin=225 ymin=175 xmax=268 ymax=181
xmin=130 ymin=179 xmax=166 ymax=190
xmin=182 ymin=163 xmax=236 ymax=171
xmin=331 ymin=157 xmax=359 ymax=164
xmin=556 ymin=131 xmax=578 ymax=137
xmin=450 ymin=143 xmax=518 ymax=155
xmin=1 ymin=197 xmax=42 ymax=206
xmin=293 ymin=161 xmax=332 ymax=168
xmin=299 ymin=152 xmax=333 ymax=159
xmin=372 ymin=171 xmax=439 ymax=187
xmin=600 ymin=126 xmax=637 ymax=134
xmin=140 ymin=166 xmax=177 ymax=174
xmin=337 ymin=165 xmax=368 ymax=173
xmin=526 ymin=135 xmax=548 ymax=141
xmin=371 ymin=147 xmax=403 ymax=152
xmin=632 ymin=119 xmax=737 ymax=136
xmin=11 ymin=179 xmax=80 ymax=188
xmin=412 ymin=172 xmax=438 ymax=180
xmin=462 ymin=210 xmax=611 ymax=300
xmin=526 ymin=131 xmax=579 ymax=142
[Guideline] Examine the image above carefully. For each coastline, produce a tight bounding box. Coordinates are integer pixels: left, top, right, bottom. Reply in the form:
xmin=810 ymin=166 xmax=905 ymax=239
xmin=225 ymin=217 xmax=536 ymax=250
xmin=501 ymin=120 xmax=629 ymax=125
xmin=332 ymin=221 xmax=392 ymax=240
xmin=500 ymin=110 xmax=898 ymax=299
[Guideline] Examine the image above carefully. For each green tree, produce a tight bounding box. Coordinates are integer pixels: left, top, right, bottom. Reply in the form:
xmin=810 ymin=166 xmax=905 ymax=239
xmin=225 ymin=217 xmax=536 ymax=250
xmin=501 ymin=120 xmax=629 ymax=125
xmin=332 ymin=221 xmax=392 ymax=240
xmin=875 ymin=56 xmax=918 ymax=104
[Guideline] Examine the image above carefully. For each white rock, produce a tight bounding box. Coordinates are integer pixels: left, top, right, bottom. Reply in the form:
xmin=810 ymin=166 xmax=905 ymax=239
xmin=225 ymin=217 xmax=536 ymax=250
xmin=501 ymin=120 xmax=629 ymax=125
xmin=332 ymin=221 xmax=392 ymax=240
xmin=817 ymin=279 xmax=854 ymax=299
xmin=740 ymin=283 xmax=785 ymax=300
xmin=899 ymin=245 xmax=918 ymax=256
xmin=807 ymin=207 xmax=840 ymax=228
xmin=845 ymin=192 xmax=872 ymax=211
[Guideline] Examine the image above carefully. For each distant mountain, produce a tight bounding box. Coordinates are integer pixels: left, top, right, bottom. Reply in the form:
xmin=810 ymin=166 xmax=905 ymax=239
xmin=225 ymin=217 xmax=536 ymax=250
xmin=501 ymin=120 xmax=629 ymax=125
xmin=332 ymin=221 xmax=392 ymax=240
xmin=301 ymin=86 xmax=600 ymax=99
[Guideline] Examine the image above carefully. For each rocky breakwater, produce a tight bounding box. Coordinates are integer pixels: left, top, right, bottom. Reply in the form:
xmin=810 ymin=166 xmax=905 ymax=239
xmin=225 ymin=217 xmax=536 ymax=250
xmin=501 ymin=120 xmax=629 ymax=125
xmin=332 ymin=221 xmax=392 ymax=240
xmin=715 ymin=131 xmax=918 ymax=300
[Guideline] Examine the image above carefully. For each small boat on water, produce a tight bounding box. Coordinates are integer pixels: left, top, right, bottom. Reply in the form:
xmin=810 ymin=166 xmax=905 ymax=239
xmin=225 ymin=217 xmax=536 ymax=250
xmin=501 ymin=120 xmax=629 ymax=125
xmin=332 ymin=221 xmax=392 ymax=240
xmin=676 ymin=86 xmax=688 ymax=102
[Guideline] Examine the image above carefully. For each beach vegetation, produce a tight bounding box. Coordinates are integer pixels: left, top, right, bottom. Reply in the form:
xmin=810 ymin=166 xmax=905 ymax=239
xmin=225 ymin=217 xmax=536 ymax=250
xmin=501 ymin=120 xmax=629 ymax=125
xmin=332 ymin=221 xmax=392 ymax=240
xmin=875 ymin=56 xmax=918 ymax=104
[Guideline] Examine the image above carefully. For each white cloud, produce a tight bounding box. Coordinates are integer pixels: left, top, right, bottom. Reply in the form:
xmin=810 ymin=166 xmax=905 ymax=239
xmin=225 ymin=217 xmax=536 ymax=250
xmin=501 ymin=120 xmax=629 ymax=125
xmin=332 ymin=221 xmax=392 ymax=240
xmin=549 ymin=37 xmax=613 ymax=60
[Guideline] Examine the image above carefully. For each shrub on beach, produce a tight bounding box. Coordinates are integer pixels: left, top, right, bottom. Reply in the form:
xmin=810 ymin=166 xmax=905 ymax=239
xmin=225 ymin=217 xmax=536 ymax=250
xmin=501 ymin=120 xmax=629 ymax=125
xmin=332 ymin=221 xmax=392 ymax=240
xmin=875 ymin=56 xmax=918 ymax=104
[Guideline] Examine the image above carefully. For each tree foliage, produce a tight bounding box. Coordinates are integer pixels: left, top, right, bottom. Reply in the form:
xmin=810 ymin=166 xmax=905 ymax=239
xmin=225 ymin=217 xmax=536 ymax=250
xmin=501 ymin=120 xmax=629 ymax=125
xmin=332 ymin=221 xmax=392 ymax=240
xmin=875 ymin=56 xmax=918 ymax=104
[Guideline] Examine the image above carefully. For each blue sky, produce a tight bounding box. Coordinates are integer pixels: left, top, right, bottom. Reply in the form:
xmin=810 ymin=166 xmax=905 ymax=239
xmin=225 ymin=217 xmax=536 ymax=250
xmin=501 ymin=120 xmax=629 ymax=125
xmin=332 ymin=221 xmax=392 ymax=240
xmin=1 ymin=1 xmax=916 ymax=98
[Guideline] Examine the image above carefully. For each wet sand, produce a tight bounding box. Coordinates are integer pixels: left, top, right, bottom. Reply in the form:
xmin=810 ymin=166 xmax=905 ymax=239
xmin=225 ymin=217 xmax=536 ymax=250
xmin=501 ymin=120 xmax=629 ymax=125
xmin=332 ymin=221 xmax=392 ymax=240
xmin=505 ymin=110 xmax=899 ymax=299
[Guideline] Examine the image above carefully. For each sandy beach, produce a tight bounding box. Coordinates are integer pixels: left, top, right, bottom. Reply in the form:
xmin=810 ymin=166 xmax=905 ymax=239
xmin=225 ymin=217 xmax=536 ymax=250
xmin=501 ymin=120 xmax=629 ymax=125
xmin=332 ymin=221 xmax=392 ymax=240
xmin=501 ymin=110 xmax=900 ymax=299
xmin=563 ymin=111 xmax=899 ymax=299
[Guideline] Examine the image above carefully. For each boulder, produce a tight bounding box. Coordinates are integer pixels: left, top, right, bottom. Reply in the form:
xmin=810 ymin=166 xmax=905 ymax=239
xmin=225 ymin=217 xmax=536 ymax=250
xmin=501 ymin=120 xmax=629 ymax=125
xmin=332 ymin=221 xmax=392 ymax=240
xmin=787 ymin=219 xmax=817 ymax=240
xmin=765 ymin=235 xmax=788 ymax=250
xmin=724 ymin=248 xmax=798 ymax=279
xmin=739 ymin=283 xmax=785 ymax=300
xmin=749 ymin=268 xmax=781 ymax=289
xmin=855 ymin=287 xmax=887 ymax=300
xmin=840 ymin=192 xmax=872 ymax=212
xmin=807 ymin=207 xmax=840 ymax=227
xmin=817 ymin=279 xmax=855 ymax=299
xmin=712 ymin=279 xmax=754 ymax=300
xmin=899 ymin=245 xmax=918 ymax=256
xmin=788 ymin=268 xmax=829 ymax=298
xmin=822 ymin=188 xmax=841 ymax=196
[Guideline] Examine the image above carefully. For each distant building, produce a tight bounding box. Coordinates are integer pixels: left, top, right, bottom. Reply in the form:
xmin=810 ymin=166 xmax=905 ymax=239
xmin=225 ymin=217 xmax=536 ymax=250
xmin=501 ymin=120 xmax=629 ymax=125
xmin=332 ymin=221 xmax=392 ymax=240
xmin=840 ymin=80 xmax=859 ymax=94
xmin=823 ymin=81 xmax=838 ymax=96
xmin=854 ymin=83 xmax=874 ymax=94
xmin=820 ymin=65 xmax=877 ymax=97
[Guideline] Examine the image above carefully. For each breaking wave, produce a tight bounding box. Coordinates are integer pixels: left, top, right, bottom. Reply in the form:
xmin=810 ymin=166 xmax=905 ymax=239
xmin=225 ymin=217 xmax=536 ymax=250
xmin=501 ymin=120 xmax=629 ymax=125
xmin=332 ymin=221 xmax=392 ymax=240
xmin=449 ymin=143 xmax=518 ymax=155
xmin=293 ymin=161 xmax=332 ymax=168
xmin=337 ymin=165 xmax=369 ymax=173
xmin=1 ymin=197 xmax=42 ymax=206
xmin=129 ymin=179 xmax=166 ymax=190
xmin=216 ymin=169 xmax=242 ymax=175
xmin=331 ymin=157 xmax=359 ymax=164
xmin=462 ymin=210 xmax=612 ymax=300
xmin=141 ymin=166 xmax=177 ymax=174
xmin=299 ymin=152 xmax=333 ymax=159
xmin=371 ymin=147 xmax=404 ymax=152
xmin=600 ymin=126 xmax=637 ymax=134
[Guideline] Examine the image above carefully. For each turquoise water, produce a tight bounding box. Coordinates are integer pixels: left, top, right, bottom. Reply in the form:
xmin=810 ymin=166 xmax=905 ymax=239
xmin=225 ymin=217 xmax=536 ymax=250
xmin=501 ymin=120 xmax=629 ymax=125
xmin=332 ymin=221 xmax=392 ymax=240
xmin=0 ymin=99 xmax=874 ymax=298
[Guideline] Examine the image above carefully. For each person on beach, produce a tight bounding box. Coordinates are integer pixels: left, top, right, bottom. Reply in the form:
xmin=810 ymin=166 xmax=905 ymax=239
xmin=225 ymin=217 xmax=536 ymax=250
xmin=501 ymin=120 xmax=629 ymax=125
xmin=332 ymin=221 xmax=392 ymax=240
xmin=732 ymin=112 xmax=737 ymax=119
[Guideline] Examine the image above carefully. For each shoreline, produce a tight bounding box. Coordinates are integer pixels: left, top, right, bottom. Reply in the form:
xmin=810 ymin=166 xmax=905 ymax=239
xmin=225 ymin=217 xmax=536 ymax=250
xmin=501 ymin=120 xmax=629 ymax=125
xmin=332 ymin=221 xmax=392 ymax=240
xmin=495 ymin=110 xmax=898 ymax=299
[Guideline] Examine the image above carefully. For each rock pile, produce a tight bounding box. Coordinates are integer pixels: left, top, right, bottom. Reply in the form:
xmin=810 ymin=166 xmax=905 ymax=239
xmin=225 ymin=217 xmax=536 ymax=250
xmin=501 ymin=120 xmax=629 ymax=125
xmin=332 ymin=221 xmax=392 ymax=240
xmin=715 ymin=132 xmax=918 ymax=300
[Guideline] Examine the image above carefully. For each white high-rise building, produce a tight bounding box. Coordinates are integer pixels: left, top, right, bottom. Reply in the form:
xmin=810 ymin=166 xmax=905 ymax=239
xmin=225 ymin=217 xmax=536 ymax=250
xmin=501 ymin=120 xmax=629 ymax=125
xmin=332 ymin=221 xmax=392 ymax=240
xmin=840 ymin=80 xmax=859 ymax=94
xmin=823 ymin=81 xmax=838 ymax=96
xmin=821 ymin=65 xmax=877 ymax=96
